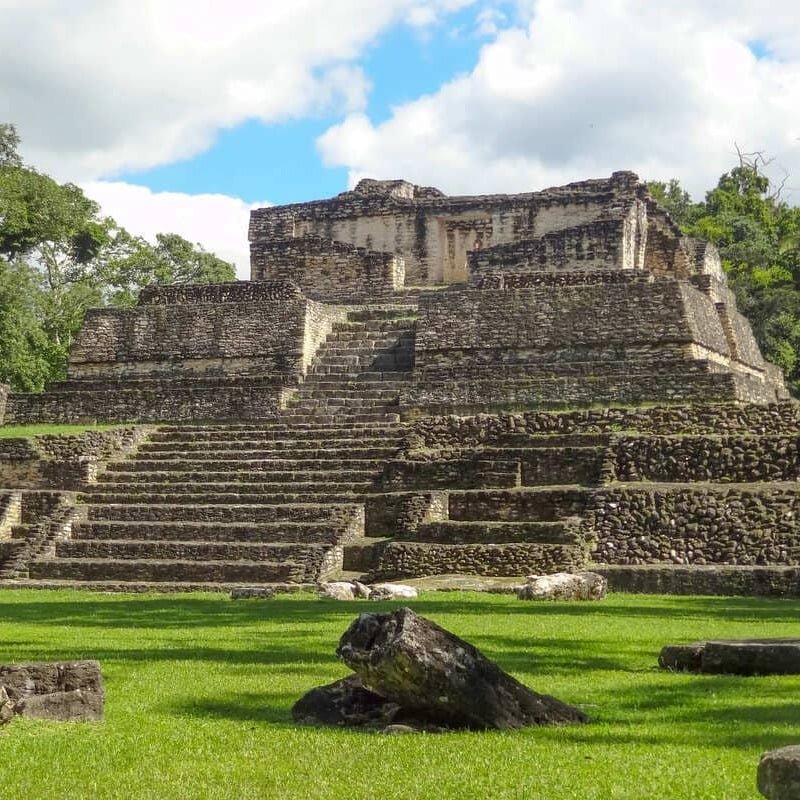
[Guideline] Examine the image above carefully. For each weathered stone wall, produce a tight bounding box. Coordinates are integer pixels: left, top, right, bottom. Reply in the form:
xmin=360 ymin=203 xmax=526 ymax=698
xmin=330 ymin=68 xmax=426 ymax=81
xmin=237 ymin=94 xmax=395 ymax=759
xmin=251 ymin=237 xmax=404 ymax=301
xmin=137 ymin=281 xmax=301 ymax=306
xmin=0 ymin=427 xmax=150 ymax=489
xmin=67 ymin=294 xmax=308 ymax=380
xmin=590 ymin=486 xmax=800 ymax=567
xmin=596 ymin=564 xmax=800 ymax=597
xmin=466 ymin=218 xmax=636 ymax=281
xmin=406 ymin=402 xmax=800 ymax=451
xmin=611 ymin=434 xmax=800 ymax=483
xmin=249 ymin=172 xmax=648 ymax=285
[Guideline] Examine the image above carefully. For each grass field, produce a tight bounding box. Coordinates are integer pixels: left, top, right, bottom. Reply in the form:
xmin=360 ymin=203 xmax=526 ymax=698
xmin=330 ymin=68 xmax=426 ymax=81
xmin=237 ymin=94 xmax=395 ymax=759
xmin=0 ymin=424 xmax=121 ymax=439
xmin=0 ymin=590 xmax=798 ymax=799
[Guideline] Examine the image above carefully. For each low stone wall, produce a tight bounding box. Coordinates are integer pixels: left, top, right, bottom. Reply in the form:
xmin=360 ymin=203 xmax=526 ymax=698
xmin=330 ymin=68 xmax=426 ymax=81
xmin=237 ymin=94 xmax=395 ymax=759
xmin=612 ymin=435 xmax=800 ymax=483
xmin=590 ymin=486 xmax=800 ymax=566
xmin=368 ymin=541 xmax=586 ymax=580
xmin=596 ymin=564 xmax=800 ymax=597
xmin=138 ymin=280 xmax=303 ymax=306
xmin=379 ymin=459 xmax=520 ymax=491
xmin=6 ymin=384 xmax=289 ymax=424
xmin=406 ymin=402 xmax=800 ymax=451
xmin=0 ymin=427 xmax=150 ymax=489
xmin=467 ymin=219 xmax=630 ymax=279
xmin=251 ymin=237 xmax=403 ymax=301
xmin=364 ymin=492 xmax=448 ymax=537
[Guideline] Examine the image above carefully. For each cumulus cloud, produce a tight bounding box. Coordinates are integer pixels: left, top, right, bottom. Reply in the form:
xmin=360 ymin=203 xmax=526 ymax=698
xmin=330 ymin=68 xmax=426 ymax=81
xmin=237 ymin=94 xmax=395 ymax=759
xmin=81 ymin=182 xmax=267 ymax=279
xmin=318 ymin=0 xmax=800 ymax=201
xmin=0 ymin=0 xmax=478 ymax=181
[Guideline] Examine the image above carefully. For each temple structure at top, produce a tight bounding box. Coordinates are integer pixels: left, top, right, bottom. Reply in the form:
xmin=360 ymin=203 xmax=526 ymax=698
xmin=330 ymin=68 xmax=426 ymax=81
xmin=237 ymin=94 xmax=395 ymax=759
xmin=2 ymin=171 xmax=788 ymax=424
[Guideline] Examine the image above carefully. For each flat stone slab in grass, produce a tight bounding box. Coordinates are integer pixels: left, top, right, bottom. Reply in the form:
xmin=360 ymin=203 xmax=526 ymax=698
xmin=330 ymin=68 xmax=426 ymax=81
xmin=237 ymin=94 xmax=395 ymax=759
xmin=230 ymin=587 xmax=276 ymax=600
xmin=401 ymin=574 xmax=523 ymax=594
xmin=659 ymin=639 xmax=800 ymax=675
xmin=758 ymin=746 xmax=800 ymax=799
xmin=0 ymin=660 xmax=105 ymax=723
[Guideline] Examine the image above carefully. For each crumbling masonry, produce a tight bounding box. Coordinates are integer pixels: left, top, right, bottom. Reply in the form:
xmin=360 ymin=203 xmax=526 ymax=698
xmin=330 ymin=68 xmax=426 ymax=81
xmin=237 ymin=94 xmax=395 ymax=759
xmin=1 ymin=172 xmax=798 ymax=595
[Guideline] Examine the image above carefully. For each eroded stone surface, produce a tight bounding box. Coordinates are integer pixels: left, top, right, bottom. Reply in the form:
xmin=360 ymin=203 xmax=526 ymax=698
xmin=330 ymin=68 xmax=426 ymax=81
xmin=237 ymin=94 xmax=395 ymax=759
xmin=297 ymin=607 xmax=589 ymax=731
xmin=517 ymin=572 xmax=607 ymax=601
xmin=758 ymin=746 xmax=800 ymax=799
xmin=0 ymin=660 xmax=105 ymax=723
xmin=230 ymin=587 xmax=276 ymax=600
xmin=368 ymin=583 xmax=418 ymax=601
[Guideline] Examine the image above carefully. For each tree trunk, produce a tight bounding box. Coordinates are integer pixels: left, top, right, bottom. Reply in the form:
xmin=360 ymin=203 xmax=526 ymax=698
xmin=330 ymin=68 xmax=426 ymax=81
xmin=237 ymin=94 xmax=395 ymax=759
xmin=336 ymin=607 xmax=587 ymax=729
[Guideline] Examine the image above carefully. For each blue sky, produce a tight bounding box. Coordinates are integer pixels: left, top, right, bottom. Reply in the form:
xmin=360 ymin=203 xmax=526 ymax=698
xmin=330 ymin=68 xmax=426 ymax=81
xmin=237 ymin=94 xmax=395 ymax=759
xmin=115 ymin=8 xmax=501 ymax=205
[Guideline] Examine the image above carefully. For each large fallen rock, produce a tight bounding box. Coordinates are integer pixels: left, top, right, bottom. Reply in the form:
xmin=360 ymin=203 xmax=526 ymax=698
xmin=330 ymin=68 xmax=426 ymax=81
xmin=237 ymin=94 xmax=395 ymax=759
xmin=659 ymin=639 xmax=800 ymax=675
xmin=325 ymin=607 xmax=587 ymax=730
xmin=517 ymin=572 xmax=607 ymax=601
xmin=0 ymin=660 xmax=105 ymax=722
xmin=758 ymin=745 xmax=800 ymax=799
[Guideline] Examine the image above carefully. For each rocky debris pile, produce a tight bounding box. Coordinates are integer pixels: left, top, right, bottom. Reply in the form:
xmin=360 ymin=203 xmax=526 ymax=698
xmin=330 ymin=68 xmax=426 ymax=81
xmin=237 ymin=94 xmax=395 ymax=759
xmin=317 ymin=581 xmax=418 ymax=601
xmin=659 ymin=639 xmax=800 ymax=675
xmin=0 ymin=660 xmax=105 ymax=724
xmin=292 ymin=607 xmax=588 ymax=732
xmin=758 ymin=746 xmax=800 ymax=799
xmin=516 ymin=571 xmax=607 ymax=600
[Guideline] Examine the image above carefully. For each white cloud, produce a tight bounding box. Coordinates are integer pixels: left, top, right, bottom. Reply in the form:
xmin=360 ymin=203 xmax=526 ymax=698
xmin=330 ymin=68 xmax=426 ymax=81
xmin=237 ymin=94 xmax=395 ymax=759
xmin=318 ymin=0 xmax=800 ymax=202
xmin=0 ymin=0 xmax=478 ymax=182
xmin=81 ymin=182 xmax=266 ymax=279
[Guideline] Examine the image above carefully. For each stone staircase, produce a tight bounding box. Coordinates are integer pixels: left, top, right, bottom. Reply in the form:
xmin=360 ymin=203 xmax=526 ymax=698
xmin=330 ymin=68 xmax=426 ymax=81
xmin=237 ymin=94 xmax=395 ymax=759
xmin=364 ymin=434 xmax=607 ymax=580
xmin=18 ymin=305 xmax=417 ymax=591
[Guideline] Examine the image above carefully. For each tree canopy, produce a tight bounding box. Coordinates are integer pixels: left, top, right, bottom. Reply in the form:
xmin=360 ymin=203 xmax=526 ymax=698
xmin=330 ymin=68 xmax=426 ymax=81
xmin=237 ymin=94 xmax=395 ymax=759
xmin=649 ymin=156 xmax=800 ymax=397
xmin=0 ymin=123 xmax=236 ymax=391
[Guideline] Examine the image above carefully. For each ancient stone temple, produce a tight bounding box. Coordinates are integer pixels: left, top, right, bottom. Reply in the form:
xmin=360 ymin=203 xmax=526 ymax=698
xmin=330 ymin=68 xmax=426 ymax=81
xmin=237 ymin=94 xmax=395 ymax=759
xmin=1 ymin=172 xmax=798 ymax=595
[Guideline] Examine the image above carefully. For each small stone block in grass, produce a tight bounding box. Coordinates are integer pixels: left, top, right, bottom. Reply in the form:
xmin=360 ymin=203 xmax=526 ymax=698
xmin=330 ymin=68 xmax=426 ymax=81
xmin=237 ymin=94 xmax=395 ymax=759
xmin=758 ymin=746 xmax=800 ymax=799
xmin=659 ymin=639 xmax=800 ymax=675
xmin=0 ymin=660 xmax=105 ymax=723
xmin=230 ymin=587 xmax=276 ymax=600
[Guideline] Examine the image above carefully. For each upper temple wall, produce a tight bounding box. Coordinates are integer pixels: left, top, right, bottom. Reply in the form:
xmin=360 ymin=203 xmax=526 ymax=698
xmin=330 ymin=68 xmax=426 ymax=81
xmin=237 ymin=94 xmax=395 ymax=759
xmin=250 ymin=171 xmax=658 ymax=285
xmin=249 ymin=172 xmax=722 ymax=288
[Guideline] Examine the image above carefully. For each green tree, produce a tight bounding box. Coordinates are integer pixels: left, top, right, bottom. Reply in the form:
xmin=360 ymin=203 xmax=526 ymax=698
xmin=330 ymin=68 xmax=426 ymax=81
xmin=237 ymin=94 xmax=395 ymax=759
xmin=649 ymin=158 xmax=800 ymax=395
xmin=0 ymin=122 xmax=236 ymax=392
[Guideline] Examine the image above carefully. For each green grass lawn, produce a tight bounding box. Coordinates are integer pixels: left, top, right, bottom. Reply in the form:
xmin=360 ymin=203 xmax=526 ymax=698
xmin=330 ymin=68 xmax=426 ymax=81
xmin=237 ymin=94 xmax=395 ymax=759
xmin=0 ymin=591 xmax=798 ymax=800
xmin=0 ymin=424 xmax=121 ymax=439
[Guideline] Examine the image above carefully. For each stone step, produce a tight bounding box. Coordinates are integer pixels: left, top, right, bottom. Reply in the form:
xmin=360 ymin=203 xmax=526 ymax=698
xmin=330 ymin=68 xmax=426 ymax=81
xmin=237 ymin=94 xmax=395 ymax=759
xmin=408 ymin=520 xmax=582 ymax=544
xmin=491 ymin=433 xmax=611 ymax=448
xmin=148 ymin=431 xmax=404 ymax=445
xmin=155 ymin=422 xmax=404 ymax=434
xmin=333 ymin=318 xmax=415 ymax=331
xmin=482 ymin=446 xmax=606 ymax=486
xmin=306 ymin=362 xmax=414 ymax=382
xmin=73 ymin=521 xmax=345 ymax=545
xmin=55 ymin=539 xmax=329 ymax=563
xmin=94 ymin=470 xmax=379 ymax=486
xmin=296 ymin=381 xmax=410 ymax=393
xmin=316 ymin=353 xmax=412 ymax=367
xmin=122 ymin=455 xmax=388 ymax=470
xmin=86 ymin=482 xmax=375 ymax=494
xmin=284 ymin=398 xmax=400 ymax=410
xmin=369 ymin=541 xmax=587 ymax=580
xmin=295 ymin=389 xmax=401 ymax=401
xmin=86 ymin=502 xmax=358 ymax=524
xmin=448 ymin=488 xmax=592 ymax=522
xmin=346 ymin=308 xmax=417 ymax=322
xmin=277 ymin=412 xmax=401 ymax=424
xmin=28 ymin=558 xmax=309 ymax=584
xmin=138 ymin=443 xmax=400 ymax=458
xmin=0 ymin=578 xmax=315 ymax=593
xmin=82 ymin=490 xmax=369 ymax=506
xmin=315 ymin=340 xmax=414 ymax=354
xmin=104 ymin=462 xmax=379 ymax=481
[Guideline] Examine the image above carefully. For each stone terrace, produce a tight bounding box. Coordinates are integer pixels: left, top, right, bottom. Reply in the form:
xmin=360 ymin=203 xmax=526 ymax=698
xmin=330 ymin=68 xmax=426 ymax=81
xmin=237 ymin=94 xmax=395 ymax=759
xmin=0 ymin=173 xmax=798 ymax=593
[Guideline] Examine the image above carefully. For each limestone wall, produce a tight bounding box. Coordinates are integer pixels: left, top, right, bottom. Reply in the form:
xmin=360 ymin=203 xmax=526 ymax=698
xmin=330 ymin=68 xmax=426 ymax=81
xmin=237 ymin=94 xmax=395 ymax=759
xmin=249 ymin=172 xmax=647 ymax=285
xmin=591 ymin=486 xmax=800 ymax=566
xmin=251 ymin=237 xmax=404 ymax=300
